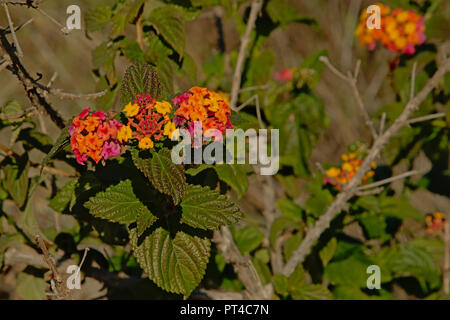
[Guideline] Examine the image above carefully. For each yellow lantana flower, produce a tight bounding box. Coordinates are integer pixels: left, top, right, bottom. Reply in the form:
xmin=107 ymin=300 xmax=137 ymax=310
xmin=154 ymin=101 xmax=172 ymax=115
xmin=325 ymin=167 xmax=341 ymax=178
xmin=123 ymin=103 xmax=139 ymax=117
xmin=163 ymin=122 xmax=176 ymax=137
xmin=117 ymin=125 xmax=132 ymax=143
xmin=138 ymin=137 xmax=154 ymax=149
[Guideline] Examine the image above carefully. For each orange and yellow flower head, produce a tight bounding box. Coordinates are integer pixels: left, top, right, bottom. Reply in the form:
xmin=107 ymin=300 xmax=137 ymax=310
xmin=121 ymin=94 xmax=173 ymax=149
xmin=323 ymin=152 xmax=376 ymax=190
xmin=355 ymin=3 xmax=426 ymax=55
xmin=69 ymin=107 xmax=123 ymax=165
xmin=172 ymin=87 xmax=233 ymax=144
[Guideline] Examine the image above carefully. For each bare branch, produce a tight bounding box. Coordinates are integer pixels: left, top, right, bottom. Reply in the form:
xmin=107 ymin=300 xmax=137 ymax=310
xmin=213 ymin=226 xmax=272 ymax=299
xmin=320 ymin=56 xmax=378 ymax=141
xmin=282 ymin=57 xmax=450 ymax=277
xmin=407 ymin=112 xmax=446 ymax=124
xmin=356 ymin=170 xmax=422 ymax=191
xmin=230 ymin=0 xmax=263 ymax=109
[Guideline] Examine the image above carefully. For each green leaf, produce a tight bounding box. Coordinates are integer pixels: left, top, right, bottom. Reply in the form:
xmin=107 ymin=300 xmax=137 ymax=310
xmin=291 ymin=284 xmax=333 ymax=300
xmin=288 ymin=264 xmax=305 ymax=291
xmin=276 ymin=198 xmax=303 ymax=220
xmin=3 ymin=157 xmax=29 ymax=208
xmin=137 ymin=208 xmax=158 ymax=237
xmin=121 ymin=62 xmax=165 ymax=104
xmin=232 ymin=225 xmax=264 ymax=255
xmin=273 ymin=274 xmax=289 ymax=295
xmin=85 ymin=6 xmax=112 ymax=32
xmin=266 ymin=0 xmax=317 ymax=27
xmin=379 ymin=198 xmax=424 ymax=222
xmin=270 ymin=216 xmax=294 ymax=246
xmin=49 ymin=178 xmax=78 ymax=213
xmin=296 ymin=50 xmax=327 ymax=89
xmin=319 ymin=237 xmax=337 ymax=267
xmin=357 ymin=212 xmax=387 ymax=239
xmin=41 ymin=123 xmax=70 ymax=175
xmin=132 ymin=148 xmax=186 ymax=205
xmin=85 ymin=179 xmax=154 ymax=224
xmin=148 ymin=5 xmax=185 ymax=58
xmin=214 ymin=164 xmax=248 ymax=196
xmin=130 ymin=227 xmax=210 ymax=296
xmin=305 ymin=181 xmax=333 ymax=217
xmin=387 ymin=242 xmax=440 ymax=291
xmin=180 ymin=184 xmax=242 ymax=230
xmin=324 ymin=252 xmax=374 ymax=287
xmin=16 ymin=273 xmax=47 ymax=300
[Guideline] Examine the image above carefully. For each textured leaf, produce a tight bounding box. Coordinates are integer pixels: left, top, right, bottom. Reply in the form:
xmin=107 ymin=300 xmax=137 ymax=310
xmin=121 ymin=62 xmax=165 ymax=104
xmin=132 ymin=149 xmax=186 ymax=205
xmin=180 ymin=184 xmax=242 ymax=230
xmin=387 ymin=242 xmax=440 ymax=290
xmin=130 ymin=227 xmax=210 ymax=296
xmin=41 ymin=123 xmax=70 ymax=175
xmin=137 ymin=209 xmax=157 ymax=237
xmin=148 ymin=5 xmax=185 ymax=58
xmin=85 ymin=179 xmax=154 ymax=224
xmin=49 ymin=178 xmax=78 ymax=213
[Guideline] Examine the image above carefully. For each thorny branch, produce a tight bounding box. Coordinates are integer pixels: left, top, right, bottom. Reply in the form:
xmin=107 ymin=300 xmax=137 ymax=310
xmin=282 ymin=56 xmax=450 ymax=277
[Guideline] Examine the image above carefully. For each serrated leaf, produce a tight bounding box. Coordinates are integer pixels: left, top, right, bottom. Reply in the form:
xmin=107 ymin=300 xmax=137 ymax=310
xmin=137 ymin=208 xmax=157 ymax=237
xmin=130 ymin=227 xmax=210 ymax=296
xmin=49 ymin=178 xmax=78 ymax=213
xmin=148 ymin=5 xmax=185 ymax=58
xmin=121 ymin=62 xmax=165 ymax=103
xmin=180 ymin=184 xmax=242 ymax=230
xmin=84 ymin=179 xmax=153 ymax=224
xmin=132 ymin=149 xmax=186 ymax=205
xmin=387 ymin=242 xmax=440 ymax=290
xmin=41 ymin=123 xmax=70 ymax=175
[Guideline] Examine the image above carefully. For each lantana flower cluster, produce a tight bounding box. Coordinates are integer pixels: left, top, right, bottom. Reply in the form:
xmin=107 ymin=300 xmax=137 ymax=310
xmin=69 ymin=88 xmax=234 ymax=165
xmin=355 ymin=3 xmax=426 ymax=55
xmin=69 ymin=108 xmax=123 ymax=165
xmin=120 ymin=94 xmax=176 ymax=150
xmin=323 ymin=152 xmax=376 ymax=190
xmin=172 ymin=87 xmax=232 ymax=142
